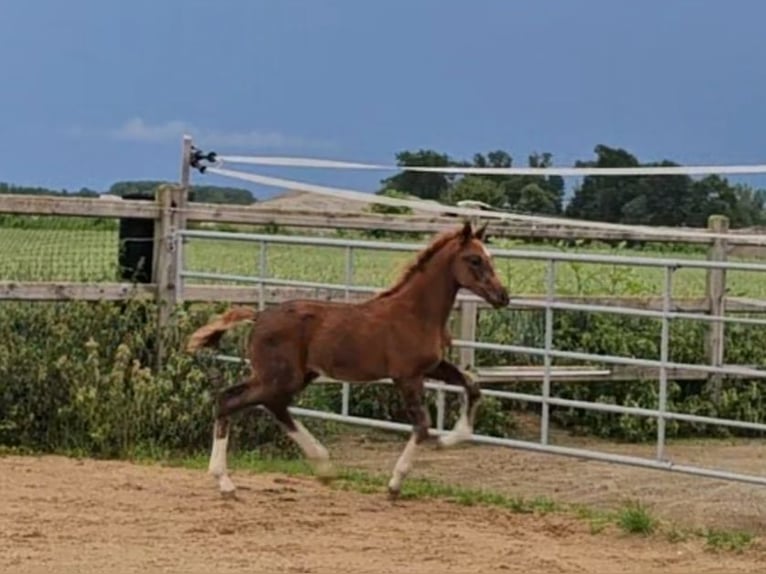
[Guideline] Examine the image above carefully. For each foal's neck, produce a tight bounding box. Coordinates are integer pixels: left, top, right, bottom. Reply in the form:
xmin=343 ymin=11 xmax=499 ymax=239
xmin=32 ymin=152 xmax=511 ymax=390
xmin=397 ymin=251 xmax=459 ymax=329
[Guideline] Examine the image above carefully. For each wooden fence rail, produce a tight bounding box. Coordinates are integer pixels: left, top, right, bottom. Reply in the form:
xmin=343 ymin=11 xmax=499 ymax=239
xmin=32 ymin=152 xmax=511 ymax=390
xmin=1 ymin=186 xmax=764 ymax=384
xmin=4 ymin=190 xmax=766 ymax=246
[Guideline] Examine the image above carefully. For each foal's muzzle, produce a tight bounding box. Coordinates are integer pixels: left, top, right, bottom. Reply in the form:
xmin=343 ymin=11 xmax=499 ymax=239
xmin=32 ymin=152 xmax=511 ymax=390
xmin=489 ymin=287 xmax=510 ymax=309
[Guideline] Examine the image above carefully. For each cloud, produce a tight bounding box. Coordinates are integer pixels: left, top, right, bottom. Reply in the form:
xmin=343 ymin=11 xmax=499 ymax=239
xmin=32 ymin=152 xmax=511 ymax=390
xmin=109 ymin=118 xmax=189 ymax=143
xmin=68 ymin=117 xmax=335 ymax=151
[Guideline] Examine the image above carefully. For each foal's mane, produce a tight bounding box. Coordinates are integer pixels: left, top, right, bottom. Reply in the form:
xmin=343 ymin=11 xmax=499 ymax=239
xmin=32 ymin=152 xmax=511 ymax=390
xmin=372 ymin=226 xmax=465 ymax=300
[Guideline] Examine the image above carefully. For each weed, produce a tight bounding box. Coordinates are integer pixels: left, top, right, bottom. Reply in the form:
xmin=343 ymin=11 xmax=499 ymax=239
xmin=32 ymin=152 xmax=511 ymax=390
xmin=705 ymin=529 xmax=753 ymax=553
xmin=617 ymin=500 xmax=656 ymax=535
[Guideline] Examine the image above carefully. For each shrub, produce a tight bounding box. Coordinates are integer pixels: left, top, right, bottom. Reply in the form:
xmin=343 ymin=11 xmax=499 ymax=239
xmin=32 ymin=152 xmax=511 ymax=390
xmin=2 ymin=278 xmax=766 ymax=460
xmin=0 ymin=299 xmax=319 ymax=458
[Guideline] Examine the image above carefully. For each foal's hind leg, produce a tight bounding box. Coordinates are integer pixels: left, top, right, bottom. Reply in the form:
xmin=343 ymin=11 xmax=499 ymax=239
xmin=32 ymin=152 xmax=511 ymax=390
xmin=265 ymin=398 xmax=336 ymax=483
xmin=388 ymin=376 xmax=430 ymax=499
xmin=427 ymin=360 xmax=481 ymax=448
xmin=208 ymin=379 xmax=268 ymax=496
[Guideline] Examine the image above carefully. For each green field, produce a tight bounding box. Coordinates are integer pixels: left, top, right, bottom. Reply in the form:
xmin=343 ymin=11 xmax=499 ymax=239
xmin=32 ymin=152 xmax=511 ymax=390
xmin=2 ymin=226 xmax=766 ymax=300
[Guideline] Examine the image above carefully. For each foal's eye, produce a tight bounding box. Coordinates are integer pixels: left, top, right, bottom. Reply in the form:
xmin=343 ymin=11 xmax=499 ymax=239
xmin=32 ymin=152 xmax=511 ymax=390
xmin=467 ymin=255 xmax=482 ymax=267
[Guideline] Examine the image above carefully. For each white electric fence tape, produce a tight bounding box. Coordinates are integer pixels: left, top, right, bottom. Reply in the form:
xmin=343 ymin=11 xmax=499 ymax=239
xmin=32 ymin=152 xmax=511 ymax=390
xmin=217 ymin=154 xmax=766 ymax=177
xmin=204 ymin=164 xmax=766 ymax=245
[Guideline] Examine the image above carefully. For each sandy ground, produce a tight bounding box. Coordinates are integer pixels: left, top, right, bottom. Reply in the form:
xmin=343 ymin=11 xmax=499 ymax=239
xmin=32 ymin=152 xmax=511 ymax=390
xmin=328 ymin=416 xmax=766 ymax=535
xmin=2 ymin=454 xmax=765 ymax=574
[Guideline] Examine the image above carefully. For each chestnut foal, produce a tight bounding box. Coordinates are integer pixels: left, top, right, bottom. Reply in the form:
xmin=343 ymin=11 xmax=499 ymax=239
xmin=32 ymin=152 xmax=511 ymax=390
xmin=187 ymin=221 xmax=509 ymax=498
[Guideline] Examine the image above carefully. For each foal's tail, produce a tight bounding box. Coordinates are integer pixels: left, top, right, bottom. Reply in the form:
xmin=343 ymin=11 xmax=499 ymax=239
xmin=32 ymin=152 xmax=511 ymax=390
xmin=186 ymin=306 xmax=258 ymax=353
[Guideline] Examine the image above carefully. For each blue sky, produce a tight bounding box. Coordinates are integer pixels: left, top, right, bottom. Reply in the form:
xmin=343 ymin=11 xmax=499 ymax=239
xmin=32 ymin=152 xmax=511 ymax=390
xmin=1 ymin=0 xmax=765 ymax=200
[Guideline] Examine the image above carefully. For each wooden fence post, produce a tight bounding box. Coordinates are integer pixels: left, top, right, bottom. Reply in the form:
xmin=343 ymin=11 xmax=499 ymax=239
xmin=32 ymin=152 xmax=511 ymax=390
xmin=175 ymin=136 xmax=191 ymax=303
xmin=153 ymin=183 xmax=182 ymax=369
xmin=458 ymin=300 xmax=478 ymax=370
xmin=151 ymin=136 xmax=192 ymax=369
xmin=454 ymin=216 xmax=482 ymax=370
xmin=705 ymin=214 xmax=729 ymax=404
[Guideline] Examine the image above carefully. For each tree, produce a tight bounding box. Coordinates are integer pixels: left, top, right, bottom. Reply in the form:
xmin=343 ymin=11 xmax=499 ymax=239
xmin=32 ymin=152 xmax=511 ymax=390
xmin=565 ymin=145 xmax=694 ymax=225
xmin=109 ymin=180 xmax=255 ymax=204
xmin=517 ymin=183 xmax=558 ymax=214
xmin=462 ymin=150 xmax=563 ymax=214
xmin=564 ymin=145 xmax=766 ymax=228
xmin=444 ymin=175 xmax=506 ymax=208
xmin=566 ymin=145 xmax=643 ymax=222
xmin=378 ymin=149 xmax=460 ymax=201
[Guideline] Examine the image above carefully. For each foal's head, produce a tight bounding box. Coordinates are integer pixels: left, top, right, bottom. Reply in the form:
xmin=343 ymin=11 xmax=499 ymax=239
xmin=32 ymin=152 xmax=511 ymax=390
xmin=450 ymin=221 xmax=510 ymax=309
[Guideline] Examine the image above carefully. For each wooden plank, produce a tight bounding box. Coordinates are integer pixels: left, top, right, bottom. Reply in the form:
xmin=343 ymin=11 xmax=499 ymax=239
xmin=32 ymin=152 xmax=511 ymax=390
xmin=1 ymin=279 xmax=760 ymax=317
xmin=303 ymin=364 xmax=754 ymax=385
xmin=182 ymin=284 xmax=371 ymax=305
xmin=184 ymin=204 xmax=452 ymax=230
xmin=2 ymin=192 xmax=765 ymax=246
xmin=474 ymin=364 xmax=755 ymax=383
xmin=0 ymin=281 xmax=156 ymax=301
xmin=183 ymin=203 xmax=722 ymax=244
xmin=0 ymin=194 xmax=158 ymax=219
xmin=458 ymin=301 xmax=478 ymax=369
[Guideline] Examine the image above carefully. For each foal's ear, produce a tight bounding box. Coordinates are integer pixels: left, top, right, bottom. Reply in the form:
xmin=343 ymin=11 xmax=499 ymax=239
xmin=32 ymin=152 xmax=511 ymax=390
xmin=460 ymin=220 xmax=473 ymax=243
xmin=474 ymin=221 xmax=489 ymax=241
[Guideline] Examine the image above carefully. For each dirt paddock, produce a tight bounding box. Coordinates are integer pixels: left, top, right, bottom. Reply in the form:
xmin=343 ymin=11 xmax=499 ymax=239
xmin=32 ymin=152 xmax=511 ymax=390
xmin=2 ymin=452 xmax=765 ymax=574
xmin=328 ymin=422 xmax=766 ymax=535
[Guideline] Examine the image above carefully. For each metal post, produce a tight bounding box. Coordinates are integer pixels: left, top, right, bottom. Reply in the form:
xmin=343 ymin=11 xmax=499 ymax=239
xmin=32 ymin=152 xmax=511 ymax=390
xmin=657 ymin=265 xmax=673 ymax=461
xmin=341 ymin=246 xmax=354 ymax=416
xmin=541 ymin=259 xmax=556 ymax=445
xmin=258 ymin=241 xmax=268 ymax=311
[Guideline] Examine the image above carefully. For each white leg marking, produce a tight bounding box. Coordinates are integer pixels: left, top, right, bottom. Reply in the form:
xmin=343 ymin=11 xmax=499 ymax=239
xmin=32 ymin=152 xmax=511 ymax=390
xmin=287 ymin=420 xmax=329 ymax=461
xmin=438 ymin=380 xmax=480 ymax=448
xmin=208 ymin=425 xmax=237 ymax=494
xmin=208 ymin=433 xmax=229 ymax=477
xmin=287 ymin=420 xmax=335 ymax=479
xmin=438 ymin=411 xmax=472 ymax=448
xmin=438 ymin=403 xmax=476 ymax=447
xmin=217 ymin=474 xmax=236 ymax=494
xmin=388 ymin=435 xmax=418 ymax=493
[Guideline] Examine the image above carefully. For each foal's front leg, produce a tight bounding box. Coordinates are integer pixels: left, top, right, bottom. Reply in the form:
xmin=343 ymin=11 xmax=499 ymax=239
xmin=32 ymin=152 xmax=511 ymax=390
xmin=426 ymin=360 xmax=481 ymax=448
xmin=388 ymin=376 xmax=430 ymax=499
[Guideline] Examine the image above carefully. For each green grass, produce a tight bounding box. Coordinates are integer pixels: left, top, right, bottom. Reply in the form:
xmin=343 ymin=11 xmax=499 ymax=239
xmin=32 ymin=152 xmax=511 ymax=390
xmin=3 ymin=226 xmax=766 ymax=298
xmin=704 ymin=529 xmax=754 ymax=553
xmin=122 ymin=448 xmax=757 ymax=553
xmin=616 ymin=500 xmax=656 ymax=535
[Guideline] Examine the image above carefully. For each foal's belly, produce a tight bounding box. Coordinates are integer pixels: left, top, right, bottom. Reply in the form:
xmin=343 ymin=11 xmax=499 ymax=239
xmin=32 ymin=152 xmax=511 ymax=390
xmin=301 ymin=304 xmax=443 ymax=383
xmin=308 ymin=334 xmax=442 ymax=383
xmin=307 ymin=332 xmax=390 ymax=383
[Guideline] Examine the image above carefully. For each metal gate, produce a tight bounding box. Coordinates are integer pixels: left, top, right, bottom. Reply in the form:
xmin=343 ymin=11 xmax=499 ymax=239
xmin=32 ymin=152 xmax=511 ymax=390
xmin=177 ymin=228 xmax=766 ymax=487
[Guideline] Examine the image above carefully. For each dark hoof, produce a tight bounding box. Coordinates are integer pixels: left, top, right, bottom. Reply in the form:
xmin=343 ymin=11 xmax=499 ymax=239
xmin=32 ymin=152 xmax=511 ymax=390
xmin=387 ymin=486 xmax=401 ymax=501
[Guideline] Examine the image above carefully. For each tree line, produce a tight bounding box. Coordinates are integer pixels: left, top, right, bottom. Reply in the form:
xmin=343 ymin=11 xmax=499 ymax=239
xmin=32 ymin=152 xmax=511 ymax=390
xmin=3 ymin=142 xmax=765 ymax=229
xmin=377 ymin=144 xmax=766 ymax=229
xmin=0 ymin=180 xmax=256 ymax=205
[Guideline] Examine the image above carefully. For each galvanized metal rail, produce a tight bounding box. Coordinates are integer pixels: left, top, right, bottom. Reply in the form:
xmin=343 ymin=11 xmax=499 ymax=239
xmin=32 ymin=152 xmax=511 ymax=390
xmin=180 ymin=229 xmax=766 ymax=487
